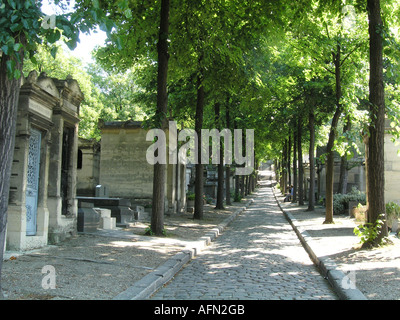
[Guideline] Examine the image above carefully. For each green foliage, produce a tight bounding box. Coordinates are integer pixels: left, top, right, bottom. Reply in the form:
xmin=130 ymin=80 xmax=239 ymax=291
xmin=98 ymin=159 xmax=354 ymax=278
xmin=0 ymin=0 xmax=114 ymax=79
xmin=353 ymin=214 xmax=389 ymax=247
xmin=144 ymin=225 xmax=167 ymax=237
xmin=23 ymin=44 xmax=104 ymax=140
xmin=386 ymin=202 xmax=400 ymax=220
xmin=233 ymin=192 xmax=242 ymax=203
xmin=186 ymin=192 xmax=195 ymax=201
xmin=332 ymin=187 xmax=366 ymax=215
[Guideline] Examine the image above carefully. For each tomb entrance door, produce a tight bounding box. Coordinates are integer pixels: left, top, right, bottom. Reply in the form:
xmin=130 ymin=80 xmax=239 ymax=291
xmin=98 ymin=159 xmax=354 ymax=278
xmin=26 ymin=128 xmax=42 ymax=236
xmin=61 ymin=127 xmax=72 ymax=216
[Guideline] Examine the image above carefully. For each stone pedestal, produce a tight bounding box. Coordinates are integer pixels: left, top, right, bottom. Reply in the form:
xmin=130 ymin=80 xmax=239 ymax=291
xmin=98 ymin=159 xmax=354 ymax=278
xmin=133 ymin=206 xmax=149 ymax=221
xmin=93 ymin=208 xmax=116 ymax=230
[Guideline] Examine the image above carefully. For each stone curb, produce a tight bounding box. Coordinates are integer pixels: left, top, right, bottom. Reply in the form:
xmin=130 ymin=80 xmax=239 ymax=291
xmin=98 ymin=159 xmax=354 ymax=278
xmin=113 ymin=199 xmax=254 ymax=300
xmin=272 ymin=187 xmax=367 ymax=300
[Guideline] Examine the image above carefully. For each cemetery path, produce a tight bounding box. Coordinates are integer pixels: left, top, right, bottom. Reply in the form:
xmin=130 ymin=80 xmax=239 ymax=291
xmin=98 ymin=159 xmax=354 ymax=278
xmin=2 ymin=168 xmax=399 ymax=300
xmin=150 ymin=180 xmax=338 ymax=300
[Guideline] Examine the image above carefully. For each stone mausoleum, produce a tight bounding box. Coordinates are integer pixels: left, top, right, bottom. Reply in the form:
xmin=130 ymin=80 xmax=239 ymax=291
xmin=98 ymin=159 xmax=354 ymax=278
xmin=7 ymin=71 xmax=83 ymax=251
xmin=96 ymin=120 xmax=187 ymax=214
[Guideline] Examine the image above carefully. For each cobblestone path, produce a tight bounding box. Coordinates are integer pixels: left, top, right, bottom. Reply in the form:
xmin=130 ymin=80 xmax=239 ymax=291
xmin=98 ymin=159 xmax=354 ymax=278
xmin=151 ymin=183 xmax=338 ymax=300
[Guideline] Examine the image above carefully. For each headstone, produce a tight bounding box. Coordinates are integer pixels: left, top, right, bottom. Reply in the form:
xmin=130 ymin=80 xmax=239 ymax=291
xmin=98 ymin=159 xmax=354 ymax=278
xmin=93 ymin=208 xmax=116 ymax=230
xmin=392 ymin=219 xmax=399 ymax=233
xmin=133 ymin=205 xmax=149 ymax=220
xmin=77 ymin=202 xmax=100 ymax=232
xmin=95 ymin=185 xmax=109 ymax=197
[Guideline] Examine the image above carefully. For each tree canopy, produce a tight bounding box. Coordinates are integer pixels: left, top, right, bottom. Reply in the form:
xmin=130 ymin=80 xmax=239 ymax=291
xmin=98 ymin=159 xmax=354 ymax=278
xmin=1 ymin=1 xmax=400 ymax=287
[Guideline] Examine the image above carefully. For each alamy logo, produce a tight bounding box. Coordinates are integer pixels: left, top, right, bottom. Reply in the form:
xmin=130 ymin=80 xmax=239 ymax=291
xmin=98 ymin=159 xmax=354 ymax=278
xmin=41 ymin=15 xmax=56 ymax=30
xmin=342 ymin=5 xmax=356 ymax=31
xmin=146 ymin=121 xmax=254 ymax=175
xmin=41 ymin=265 xmax=56 ymax=289
xmin=341 ymin=270 xmax=356 ymax=290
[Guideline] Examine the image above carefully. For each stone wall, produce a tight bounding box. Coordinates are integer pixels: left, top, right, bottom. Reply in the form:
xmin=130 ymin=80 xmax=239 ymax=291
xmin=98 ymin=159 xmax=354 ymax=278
xmin=77 ymin=138 xmax=100 ymax=197
xmin=384 ymin=119 xmax=400 ymax=204
xmin=99 ymin=121 xmax=156 ymax=206
xmin=98 ymin=120 xmax=187 ymax=212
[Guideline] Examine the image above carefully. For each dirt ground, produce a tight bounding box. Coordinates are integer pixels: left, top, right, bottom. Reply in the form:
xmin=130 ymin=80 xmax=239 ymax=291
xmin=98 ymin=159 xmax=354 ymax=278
xmin=1 ymin=202 xmax=248 ymax=300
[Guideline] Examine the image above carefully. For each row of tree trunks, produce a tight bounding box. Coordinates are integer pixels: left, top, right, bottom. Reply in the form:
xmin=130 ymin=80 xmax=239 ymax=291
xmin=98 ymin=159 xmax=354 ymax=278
xmin=297 ymin=116 xmax=304 ymax=205
xmin=307 ymin=106 xmax=316 ymax=211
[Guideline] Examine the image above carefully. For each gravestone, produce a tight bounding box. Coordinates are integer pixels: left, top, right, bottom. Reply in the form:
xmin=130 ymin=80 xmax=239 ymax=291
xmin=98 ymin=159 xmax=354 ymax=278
xmin=93 ymin=208 xmax=116 ymax=230
xmin=95 ymin=185 xmax=109 ymax=197
xmin=133 ymin=205 xmax=149 ymax=221
xmin=77 ymin=202 xmax=100 ymax=232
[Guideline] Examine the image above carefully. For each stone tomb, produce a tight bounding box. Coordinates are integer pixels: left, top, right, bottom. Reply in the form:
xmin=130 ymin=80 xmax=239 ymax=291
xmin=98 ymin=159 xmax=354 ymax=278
xmin=7 ymin=71 xmax=83 ymax=251
xmin=98 ymin=120 xmax=187 ymax=214
xmin=76 ymin=196 xmax=135 ymax=225
xmin=76 ymin=138 xmax=100 ymax=197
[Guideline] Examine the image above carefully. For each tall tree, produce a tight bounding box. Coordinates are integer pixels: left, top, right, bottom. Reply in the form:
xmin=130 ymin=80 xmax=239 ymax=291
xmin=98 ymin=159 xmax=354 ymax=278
xmin=151 ymin=0 xmax=170 ymax=235
xmin=194 ymin=72 xmax=205 ymax=219
xmin=214 ymin=102 xmax=225 ymax=210
xmin=297 ymin=114 xmax=304 ymax=205
xmin=366 ymin=0 xmax=388 ymax=244
xmin=225 ymin=100 xmax=232 ymax=205
xmin=308 ymin=101 xmax=316 ymax=211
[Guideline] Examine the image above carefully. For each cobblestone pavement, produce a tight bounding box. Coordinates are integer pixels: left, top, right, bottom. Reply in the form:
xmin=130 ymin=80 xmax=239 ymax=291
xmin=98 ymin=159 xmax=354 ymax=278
xmin=151 ymin=184 xmax=338 ymax=300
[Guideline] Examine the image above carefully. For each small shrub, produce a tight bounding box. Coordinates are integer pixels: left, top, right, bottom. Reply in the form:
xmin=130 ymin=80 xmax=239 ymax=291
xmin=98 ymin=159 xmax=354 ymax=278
xmin=386 ymin=202 xmax=400 ymax=220
xmin=333 ymin=187 xmax=366 ymax=215
xmin=144 ymin=226 xmax=167 ymax=237
xmin=353 ymin=214 xmax=389 ymax=247
xmin=186 ymin=192 xmax=195 ymax=200
xmin=234 ymin=192 xmax=242 ymax=202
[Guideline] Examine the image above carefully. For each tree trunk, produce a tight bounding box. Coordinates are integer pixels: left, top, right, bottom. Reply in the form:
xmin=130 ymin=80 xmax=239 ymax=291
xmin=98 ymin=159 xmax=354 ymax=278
xmin=338 ymin=116 xmax=351 ymax=194
xmin=240 ymin=175 xmax=245 ymax=198
xmin=225 ymin=166 xmax=231 ymax=204
xmin=288 ymin=131 xmax=291 ymax=186
xmin=215 ymin=102 xmax=224 ymax=209
xmin=297 ymin=118 xmax=304 ymax=205
xmin=307 ymin=106 xmax=315 ymax=211
xmin=235 ymin=173 xmax=240 ymax=201
xmin=283 ymin=140 xmax=288 ymax=194
xmin=0 ymin=37 xmax=26 ymax=296
xmin=324 ymin=45 xmax=342 ymax=224
xmin=292 ymin=125 xmax=297 ymax=203
xmin=193 ymin=74 xmax=205 ymax=220
xmin=366 ymin=0 xmax=387 ymax=244
xmin=151 ymin=0 xmax=170 ymax=235
xmin=225 ymin=101 xmax=231 ymax=205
